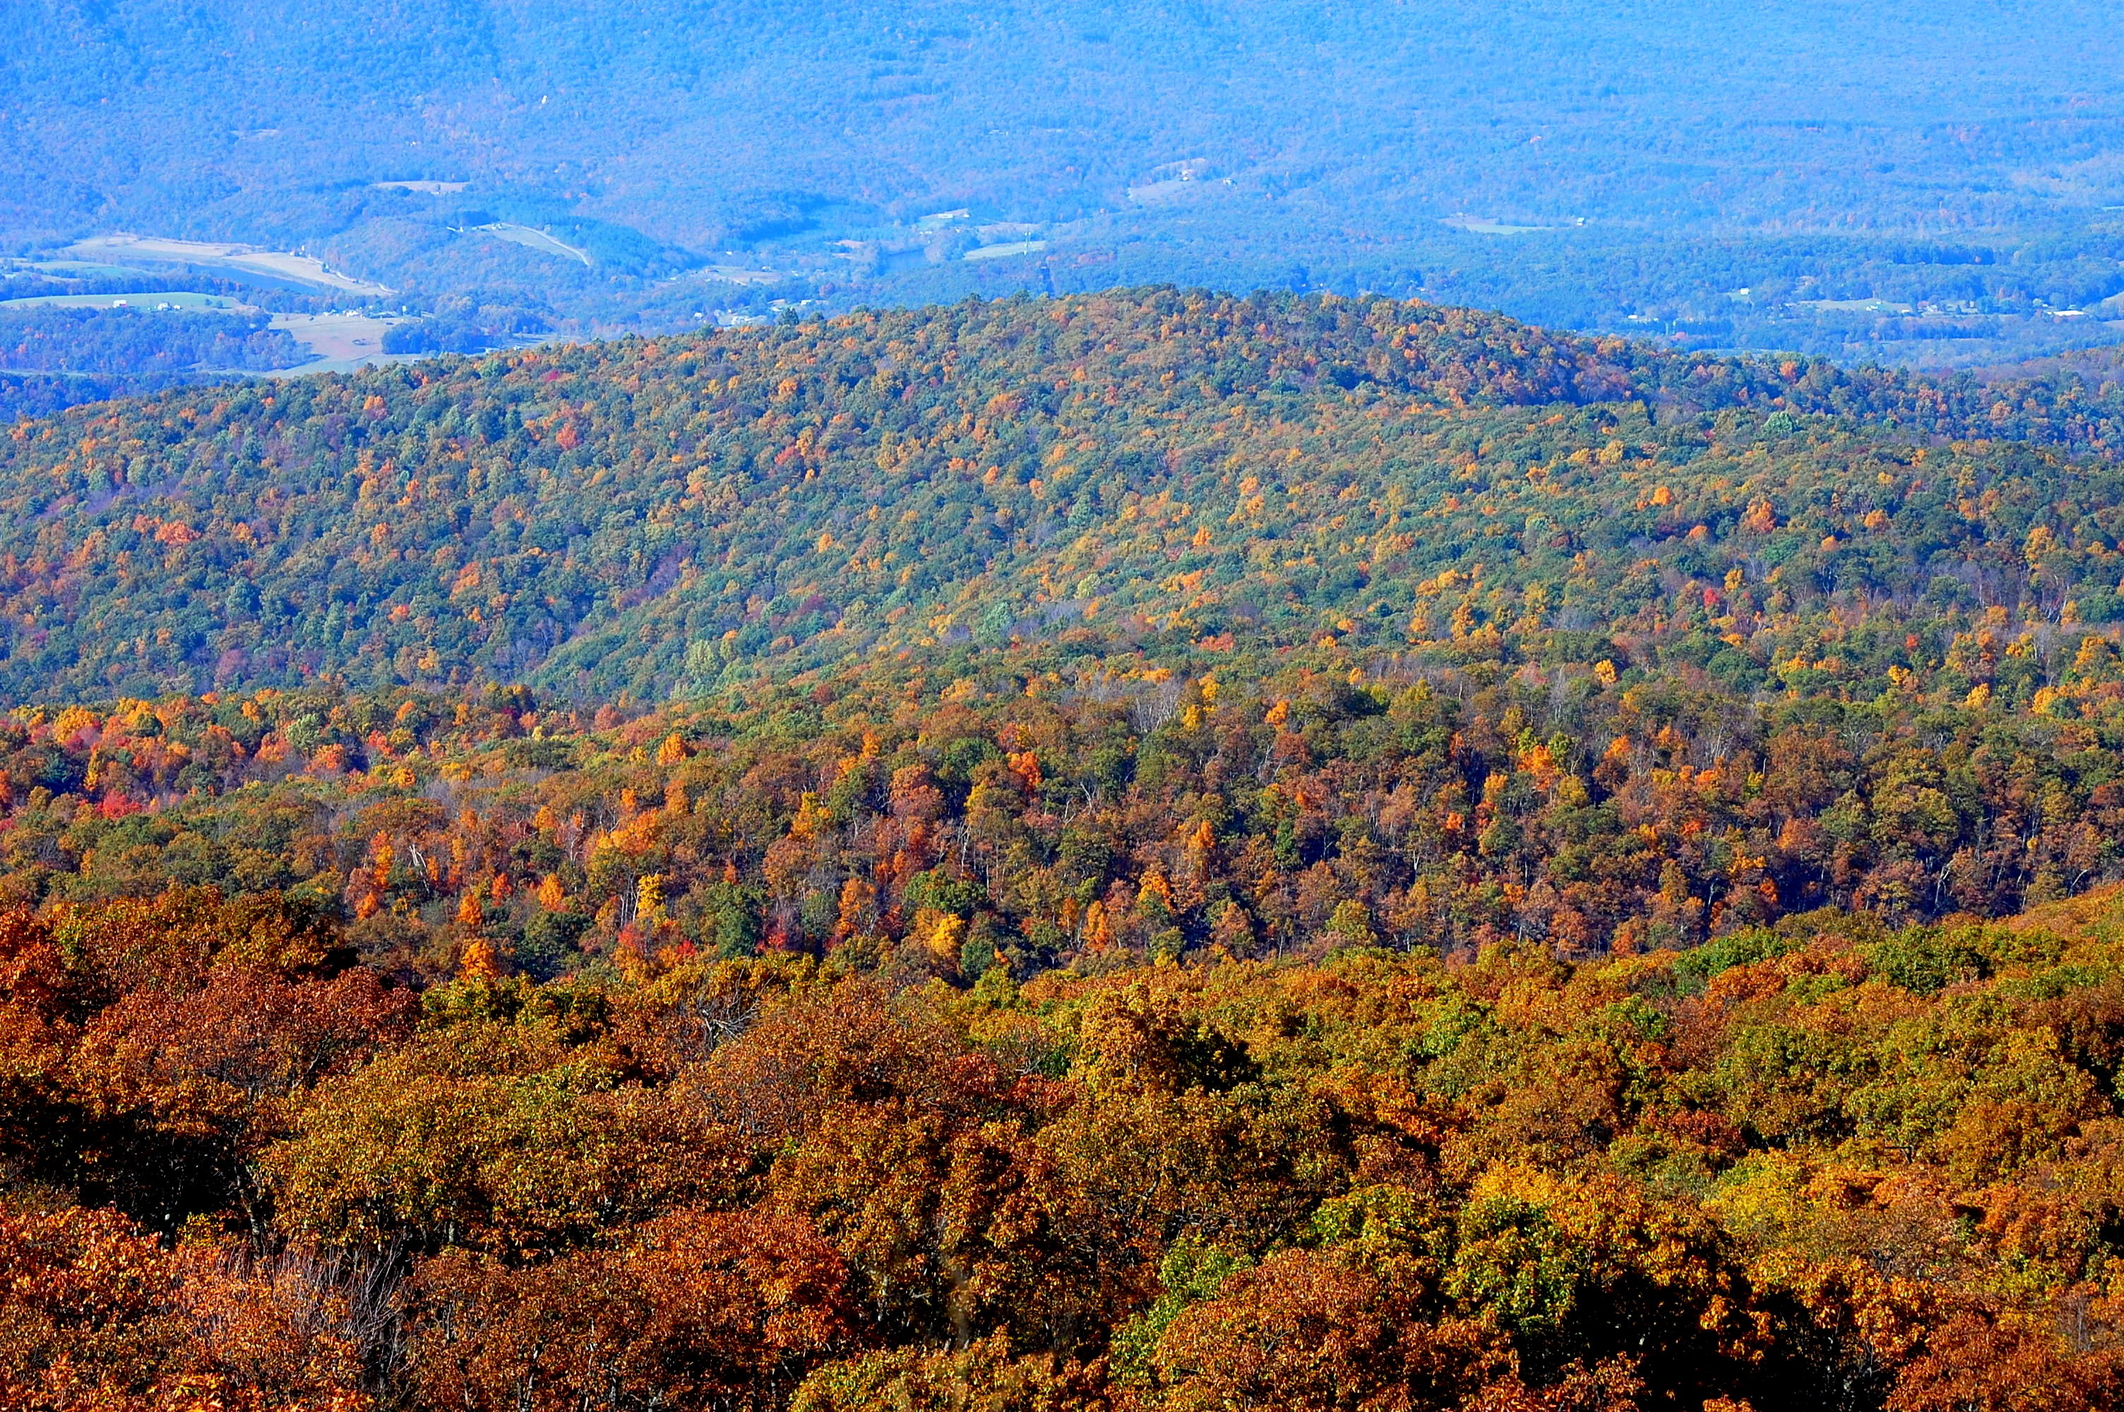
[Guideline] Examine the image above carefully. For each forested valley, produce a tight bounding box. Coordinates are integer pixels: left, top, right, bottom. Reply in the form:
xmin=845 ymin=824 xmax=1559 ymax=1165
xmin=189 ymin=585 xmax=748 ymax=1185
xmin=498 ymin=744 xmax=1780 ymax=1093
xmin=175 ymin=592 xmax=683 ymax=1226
xmin=7 ymin=290 xmax=2124 ymax=1408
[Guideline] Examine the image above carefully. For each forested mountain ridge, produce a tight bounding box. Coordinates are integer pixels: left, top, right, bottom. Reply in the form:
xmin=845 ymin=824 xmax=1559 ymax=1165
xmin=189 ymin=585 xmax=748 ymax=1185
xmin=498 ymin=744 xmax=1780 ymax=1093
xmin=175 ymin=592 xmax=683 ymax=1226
xmin=11 ymin=292 xmax=2124 ymax=1409
xmin=7 ymin=288 xmax=2124 ymax=707
xmin=2 ymin=292 xmax=2124 ymax=971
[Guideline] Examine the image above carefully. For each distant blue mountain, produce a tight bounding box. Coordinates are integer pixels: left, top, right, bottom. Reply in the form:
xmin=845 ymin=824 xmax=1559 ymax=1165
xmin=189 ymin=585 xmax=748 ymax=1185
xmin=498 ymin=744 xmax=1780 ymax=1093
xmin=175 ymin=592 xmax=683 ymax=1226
xmin=2 ymin=1 xmax=2122 ymax=373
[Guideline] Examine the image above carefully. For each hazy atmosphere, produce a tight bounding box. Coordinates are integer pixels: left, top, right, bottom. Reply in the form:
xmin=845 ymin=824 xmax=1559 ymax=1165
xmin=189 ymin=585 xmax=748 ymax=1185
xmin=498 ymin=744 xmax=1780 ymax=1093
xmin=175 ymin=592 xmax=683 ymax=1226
xmin=8 ymin=7 xmax=2124 ymax=1412
xmin=6 ymin=0 xmax=2124 ymax=414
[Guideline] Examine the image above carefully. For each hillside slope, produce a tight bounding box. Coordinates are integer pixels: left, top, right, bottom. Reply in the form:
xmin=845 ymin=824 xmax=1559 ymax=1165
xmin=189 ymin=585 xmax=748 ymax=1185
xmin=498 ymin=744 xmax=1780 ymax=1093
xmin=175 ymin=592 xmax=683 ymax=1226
xmin=9 ymin=884 xmax=2124 ymax=1411
xmin=8 ymin=291 xmax=2124 ymax=1410
xmin=4 ymin=289 xmax=2124 ymax=705
xmin=1 ymin=292 xmax=2124 ymax=964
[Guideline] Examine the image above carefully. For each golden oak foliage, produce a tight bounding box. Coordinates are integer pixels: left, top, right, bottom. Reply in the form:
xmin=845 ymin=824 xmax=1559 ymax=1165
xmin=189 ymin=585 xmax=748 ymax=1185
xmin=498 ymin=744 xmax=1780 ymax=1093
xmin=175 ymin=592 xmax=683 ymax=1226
xmin=264 ymin=1015 xmax=744 ymax=1258
xmin=1151 ymin=1249 xmax=1508 ymax=1412
xmin=8 ymin=887 xmax=2124 ymax=1408
xmin=404 ymin=1209 xmax=854 ymax=1412
xmin=0 ymin=1205 xmax=372 ymax=1411
xmin=789 ymin=1333 xmax=1110 ymax=1412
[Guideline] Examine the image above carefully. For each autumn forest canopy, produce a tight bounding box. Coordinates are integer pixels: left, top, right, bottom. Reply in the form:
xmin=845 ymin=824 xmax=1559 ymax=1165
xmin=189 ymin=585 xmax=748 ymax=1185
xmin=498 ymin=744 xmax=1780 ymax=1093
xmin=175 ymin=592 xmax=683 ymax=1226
xmin=10 ymin=288 xmax=2124 ymax=1408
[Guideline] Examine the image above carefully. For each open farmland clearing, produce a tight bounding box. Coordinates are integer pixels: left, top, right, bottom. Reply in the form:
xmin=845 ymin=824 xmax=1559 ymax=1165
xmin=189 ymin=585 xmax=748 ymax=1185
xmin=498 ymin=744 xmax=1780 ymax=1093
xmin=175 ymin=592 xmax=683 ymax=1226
xmin=64 ymin=235 xmax=394 ymax=294
xmin=1 ymin=291 xmax=246 ymax=311
xmin=267 ymin=311 xmax=403 ymax=369
xmin=965 ymin=239 xmax=1048 ymax=261
xmin=470 ymin=223 xmax=592 ymax=265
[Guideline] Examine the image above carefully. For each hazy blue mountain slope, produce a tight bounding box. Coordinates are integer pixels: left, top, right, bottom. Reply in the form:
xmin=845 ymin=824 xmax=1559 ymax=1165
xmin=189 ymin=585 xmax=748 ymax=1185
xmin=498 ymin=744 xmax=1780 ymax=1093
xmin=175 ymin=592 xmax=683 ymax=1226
xmin=5 ymin=0 xmax=2117 ymax=241
xmin=6 ymin=2 xmax=2124 ymax=381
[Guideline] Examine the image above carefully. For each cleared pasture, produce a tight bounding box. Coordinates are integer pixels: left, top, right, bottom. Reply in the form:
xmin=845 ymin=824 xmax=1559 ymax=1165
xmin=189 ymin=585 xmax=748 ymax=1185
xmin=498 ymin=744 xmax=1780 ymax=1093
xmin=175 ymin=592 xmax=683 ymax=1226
xmin=2 ymin=290 xmax=243 ymax=311
xmin=964 ymin=240 xmax=1048 ymax=261
xmin=472 ymin=223 xmax=592 ymax=266
xmin=269 ymin=311 xmax=397 ymax=364
xmin=64 ymin=235 xmax=394 ymax=294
